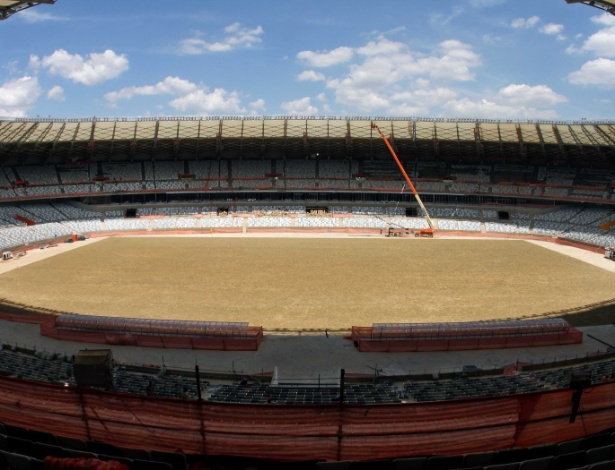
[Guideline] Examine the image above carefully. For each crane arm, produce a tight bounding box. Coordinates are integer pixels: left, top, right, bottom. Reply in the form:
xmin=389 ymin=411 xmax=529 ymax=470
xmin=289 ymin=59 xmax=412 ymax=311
xmin=371 ymin=123 xmax=435 ymax=231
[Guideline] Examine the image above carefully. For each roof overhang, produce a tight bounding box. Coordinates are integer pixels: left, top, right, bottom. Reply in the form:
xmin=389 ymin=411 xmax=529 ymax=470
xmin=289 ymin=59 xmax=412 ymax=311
xmin=566 ymin=0 xmax=615 ymax=15
xmin=0 ymin=0 xmax=56 ymax=20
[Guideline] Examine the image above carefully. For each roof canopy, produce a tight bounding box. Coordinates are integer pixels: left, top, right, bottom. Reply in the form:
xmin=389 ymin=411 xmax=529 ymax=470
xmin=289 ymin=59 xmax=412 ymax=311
xmin=0 ymin=0 xmax=55 ymax=20
xmin=1 ymin=117 xmax=614 ymax=166
xmin=566 ymin=0 xmax=615 ymax=15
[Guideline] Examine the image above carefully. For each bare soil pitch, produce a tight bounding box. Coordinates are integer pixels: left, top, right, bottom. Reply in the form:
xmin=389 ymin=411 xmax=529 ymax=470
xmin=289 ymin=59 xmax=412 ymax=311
xmin=0 ymin=237 xmax=613 ymax=332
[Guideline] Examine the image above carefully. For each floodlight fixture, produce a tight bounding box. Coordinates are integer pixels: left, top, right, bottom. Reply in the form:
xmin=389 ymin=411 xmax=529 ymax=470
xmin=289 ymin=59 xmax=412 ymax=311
xmin=0 ymin=0 xmax=56 ymax=20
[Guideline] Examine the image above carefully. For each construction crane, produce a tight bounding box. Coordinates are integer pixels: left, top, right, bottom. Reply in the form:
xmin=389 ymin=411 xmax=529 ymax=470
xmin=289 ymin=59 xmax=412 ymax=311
xmin=371 ymin=122 xmax=435 ymax=237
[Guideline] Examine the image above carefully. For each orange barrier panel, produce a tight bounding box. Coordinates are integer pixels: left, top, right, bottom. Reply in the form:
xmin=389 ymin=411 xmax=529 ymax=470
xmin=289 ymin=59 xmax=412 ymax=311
xmin=0 ymin=376 xmax=613 ymax=462
xmin=600 ymin=219 xmax=615 ymax=230
xmin=15 ymin=214 xmax=36 ymax=226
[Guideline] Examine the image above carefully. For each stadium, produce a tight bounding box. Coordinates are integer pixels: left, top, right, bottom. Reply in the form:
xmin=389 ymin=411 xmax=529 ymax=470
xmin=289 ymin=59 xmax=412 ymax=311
xmin=1 ymin=114 xmax=615 ymax=469
xmin=1 ymin=2 xmax=615 ymax=470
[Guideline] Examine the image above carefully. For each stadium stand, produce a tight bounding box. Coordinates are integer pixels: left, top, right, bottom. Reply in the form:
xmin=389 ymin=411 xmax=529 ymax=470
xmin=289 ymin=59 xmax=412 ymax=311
xmin=1 ymin=117 xmax=615 ymax=466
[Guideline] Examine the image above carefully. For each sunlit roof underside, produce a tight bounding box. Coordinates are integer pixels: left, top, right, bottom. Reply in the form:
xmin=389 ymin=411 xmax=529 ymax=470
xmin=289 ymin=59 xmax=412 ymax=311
xmin=566 ymin=0 xmax=615 ymax=14
xmin=0 ymin=0 xmax=55 ymax=20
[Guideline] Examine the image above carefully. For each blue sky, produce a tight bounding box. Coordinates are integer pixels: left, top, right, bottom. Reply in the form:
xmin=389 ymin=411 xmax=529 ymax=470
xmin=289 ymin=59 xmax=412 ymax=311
xmin=0 ymin=0 xmax=614 ymax=120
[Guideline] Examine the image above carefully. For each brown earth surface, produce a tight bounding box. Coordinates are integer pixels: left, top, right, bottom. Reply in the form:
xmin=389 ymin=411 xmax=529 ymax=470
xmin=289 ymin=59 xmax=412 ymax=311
xmin=0 ymin=237 xmax=613 ymax=332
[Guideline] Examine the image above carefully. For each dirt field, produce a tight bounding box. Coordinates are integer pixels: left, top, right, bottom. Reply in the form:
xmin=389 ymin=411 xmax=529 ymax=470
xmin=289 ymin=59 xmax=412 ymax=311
xmin=0 ymin=236 xmax=613 ymax=332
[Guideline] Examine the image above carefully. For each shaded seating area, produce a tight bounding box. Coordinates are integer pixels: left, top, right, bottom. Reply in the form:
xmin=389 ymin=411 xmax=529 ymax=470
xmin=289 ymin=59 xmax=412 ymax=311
xmin=351 ymin=318 xmax=583 ymax=352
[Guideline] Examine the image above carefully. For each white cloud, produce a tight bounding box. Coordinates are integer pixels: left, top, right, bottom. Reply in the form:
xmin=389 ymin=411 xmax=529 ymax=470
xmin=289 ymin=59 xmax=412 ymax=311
xmin=469 ymin=0 xmax=508 ymax=7
xmin=16 ymin=9 xmax=66 ymax=23
xmin=324 ymin=37 xmax=481 ymax=113
xmin=180 ymin=23 xmax=263 ymax=54
xmin=580 ymin=26 xmax=615 ymax=57
xmin=47 ymin=85 xmax=65 ymax=102
xmin=296 ymin=47 xmax=354 ymax=67
xmin=444 ymin=98 xmax=558 ymax=120
xmin=388 ymin=88 xmax=459 ymax=116
xmin=569 ymin=58 xmax=615 ymax=88
xmin=496 ymin=84 xmax=567 ymax=107
xmin=297 ymin=70 xmax=325 ymax=81
xmin=105 ymin=76 xmax=198 ymax=105
xmin=417 ymin=39 xmax=482 ymax=81
xmin=0 ymin=76 xmax=42 ymax=117
xmin=249 ymin=99 xmax=266 ymax=114
xmin=105 ymin=76 xmax=248 ymax=114
xmin=443 ymin=84 xmax=565 ymax=118
xmin=591 ymin=12 xmax=615 ymax=27
xmin=280 ymin=97 xmax=318 ymax=115
xmin=169 ymin=88 xmax=244 ymax=114
xmin=566 ymin=13 xmax=615 ymax=57
xmin=511 ymin=16 xmax=540 ymax=29
xmin=539 ymin=23 xmax=565 ymax=40
xmin=35 ymin=49 xmax=129 ymax=86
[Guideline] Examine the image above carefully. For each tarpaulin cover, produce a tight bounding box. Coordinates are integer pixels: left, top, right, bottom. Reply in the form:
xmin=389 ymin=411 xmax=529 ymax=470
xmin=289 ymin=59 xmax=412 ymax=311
xmin=1 ymin=375 xmax=614 ymax=462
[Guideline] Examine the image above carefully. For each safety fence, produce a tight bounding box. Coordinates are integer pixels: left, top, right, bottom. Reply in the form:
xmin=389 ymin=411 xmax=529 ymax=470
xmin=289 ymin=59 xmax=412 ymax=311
xmin=0 ymin=375 xmax=613 ymax=462
xmin=351 ymin=318 xmax=583 ymax=352
xmin=39 ymin=315 xmax=264 ymax=351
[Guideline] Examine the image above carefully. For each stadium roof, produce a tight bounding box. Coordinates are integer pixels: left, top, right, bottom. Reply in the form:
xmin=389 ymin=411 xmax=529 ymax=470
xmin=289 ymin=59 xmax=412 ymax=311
xmin=566 ymin=0 xmax=615 ymax=15
xmin=1 ymin=117 xmax=614 ymax=167
xmin=0 ymin=0 xmax=55 ymax=20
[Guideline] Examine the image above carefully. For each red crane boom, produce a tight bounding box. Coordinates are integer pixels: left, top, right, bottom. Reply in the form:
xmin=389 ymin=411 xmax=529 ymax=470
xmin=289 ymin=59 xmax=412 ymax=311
xmin=371 ymin=123 xmax=435 ymax=236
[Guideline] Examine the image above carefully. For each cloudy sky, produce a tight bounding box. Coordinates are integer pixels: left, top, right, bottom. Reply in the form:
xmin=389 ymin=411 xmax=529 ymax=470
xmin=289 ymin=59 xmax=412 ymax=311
xmin=0 ymin=0 xmax=614 ymax=120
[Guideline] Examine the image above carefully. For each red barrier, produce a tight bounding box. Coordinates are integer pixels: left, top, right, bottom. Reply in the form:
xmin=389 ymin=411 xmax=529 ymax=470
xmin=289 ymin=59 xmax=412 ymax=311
xmin=351 ymin=319 xmax=583 ymax=352
xmin=0 ymin=376 xmax=613 ymax=462
xmin=39 ymin=320 xmax=264 ymax=351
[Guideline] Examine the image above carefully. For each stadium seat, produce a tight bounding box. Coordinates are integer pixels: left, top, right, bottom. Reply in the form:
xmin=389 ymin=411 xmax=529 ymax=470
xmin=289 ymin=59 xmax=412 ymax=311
xmin=33 ymin=442 xmax=68 ymax=460
xmin=316 ymin=462 xmax=352 ymax=470
xmin=552 ymin=451 xmax=586 ymax=470
xmin=493 ymin=448 xmax=530 ymax=465
xmin=120 ymin=446 xmax=150 ymax=461
xmin=0 ymin=450 xmax=37 ymax=470
xmin=133 ymin=459 xmax=173 ymax=470
xmin=585 ymin=435 xmax=615 ymax=451
xmin=484 ymin=463 xmax=520 ymax=470
xmin=586 ymin=446 xmax=615 ymax=465
xmin=525 ymin=444 xmax=557 ymax=459
xmin=462 ymin=451 xmax=497 ymax=467
xmin=56 ymin=436 xmax=88 ymax=452
xmin=519 ymin=456 xmax=554 ymax=470
xmin=426 ymin=455 xmax=463 ymax=470
xmin=350 ymin=458 xmax=393 ymax=469
xmin=8 ymin=436 xmax=35 ymax=457
xmin=3 ymin=424 xmax=29 ymax=440
xmin=557 ymin=438 xmax=584 ymax=455
xmin=149 ymin=450 xmax=187 ymax=470
xmin=87 ymin=441 xmax=122 ymax=457
xmin=392 ymin=456 xmax=427 ymax=470
xmin=588 ymin=461 xmax=615 ymax=470
xmin=27 ymin=430 xmax=57 ymax=446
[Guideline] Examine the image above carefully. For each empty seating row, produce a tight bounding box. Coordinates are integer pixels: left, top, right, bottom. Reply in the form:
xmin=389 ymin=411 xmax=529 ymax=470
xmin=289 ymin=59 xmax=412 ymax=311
xmin=208 ymin=383 xmax=401 ymax=405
